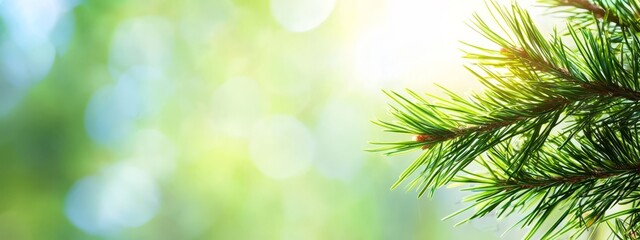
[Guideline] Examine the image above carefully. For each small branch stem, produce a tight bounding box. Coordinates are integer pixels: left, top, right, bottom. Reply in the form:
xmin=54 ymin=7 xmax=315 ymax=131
xmin=511 ymin=48 xmax=640 ymax=101
xmin=414 ymin=48 xmax=640 ymax=149
xmin=500 ymin=164 xmax=640 ymax=190
xmin=560 ymin=0 xmax=627 ymax=28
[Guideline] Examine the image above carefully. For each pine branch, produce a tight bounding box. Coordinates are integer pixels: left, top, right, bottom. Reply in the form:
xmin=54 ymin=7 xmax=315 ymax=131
xmin=451 ymin=125 xmax=640 ymax=239
xmin=372 ymin=0 xmax=640 ymax=239
xmin=373 ymin=0 xmax=640 ymax=188
xmin=374 ymin=56 xmax=640 ymax=196
xmin=498 ymin=166 xmax=640 ymax=190
xmin=500 ymin=47 xmax=640 ymax=101
xmin=467 ymin=1 xmax=640 ymax=94
xmin=540 ymin=0 xmax=640 ymax=32
xmin=559 ymin=0 xmax=625 ymax=26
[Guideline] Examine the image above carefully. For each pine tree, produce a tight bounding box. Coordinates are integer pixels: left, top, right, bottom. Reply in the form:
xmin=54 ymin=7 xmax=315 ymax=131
xmin=372 ymin=0 xmax=640 ymax=239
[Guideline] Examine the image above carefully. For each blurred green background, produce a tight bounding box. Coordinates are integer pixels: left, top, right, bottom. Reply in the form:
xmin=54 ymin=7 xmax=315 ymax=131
xmin=0 ymin=0 xmax=547 ymax=239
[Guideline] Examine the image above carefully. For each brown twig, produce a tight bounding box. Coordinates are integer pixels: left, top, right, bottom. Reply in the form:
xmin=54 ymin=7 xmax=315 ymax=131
xmin=508 ymin=48 xmax=640 ymax=101
xmin=501 ymin=164 xmax=640 ymax=190
xmin=561 ymin=0 xmax=625 ymax=26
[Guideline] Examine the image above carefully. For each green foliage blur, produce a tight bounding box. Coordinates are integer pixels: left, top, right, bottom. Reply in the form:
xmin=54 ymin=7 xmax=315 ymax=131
xmin=0 ymin=0 xmax=524 ymax=239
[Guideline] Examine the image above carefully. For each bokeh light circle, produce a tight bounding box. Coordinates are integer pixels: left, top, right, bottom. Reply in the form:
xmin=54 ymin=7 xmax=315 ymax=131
xmin=84 ymin=67 xmax=171 ymax=146
xmin=249 ymin=115 xmax=315 ymax=179
xmin=314 ymin=98 xmax=366 ymax=180
xmin=1 ymin=0 xmax=67 ymax=48
xmin=0 ymin=39 xmax=56 ymax=88
xmin=64 ymin=163 xmax=160 ymax=235
xmin=0 ymin=0 xmax=79 ymax=117
xmin=109 ymin=16 xmax=174 ymax=76
xmin=210 ymin=77 xmax=267 ymax=138
xmin=50 ymin=12 xmax=76 ymax=55
xmin=128 ymin=129 xmax=177 ymax=180
xmin=84 ymin=84 xmax=137 ymax=146
xmin=270 ymin=0 xmax=336 ymax=32
xmin=179 ymin=0 xmax=232 ymax=46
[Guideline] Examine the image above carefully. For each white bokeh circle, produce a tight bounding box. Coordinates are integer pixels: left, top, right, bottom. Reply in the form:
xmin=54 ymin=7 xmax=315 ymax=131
xmin=270 ymin=0 xmax=336 ymax=32
xmin=64 ymin=163 xmax=160 ymax=235
xmin=109 ymin=16 xmax=174 ymax=76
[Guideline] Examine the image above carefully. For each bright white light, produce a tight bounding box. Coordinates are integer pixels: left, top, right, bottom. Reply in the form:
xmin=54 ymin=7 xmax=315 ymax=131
xmin=65 ymin=163 xmax=160 ymax=235
xmin=354 ymin=0 xmax=483 ymax=89
xmin=210 ymin=77 xmax=267 ymax=138
xmin=314 ymin=98 xmax=367 ymax=180
xmin=270 ymin=0 xmax=336 ymax=32
xmin=109 ymin=16 xmax=174 ymax=76
xmin=250 ymin=115 xmax=315 ymax=179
